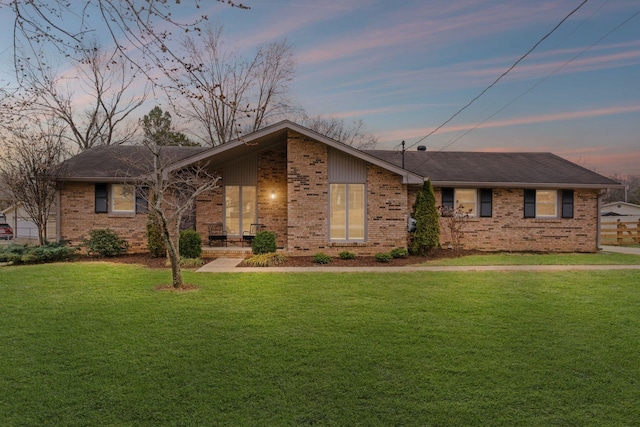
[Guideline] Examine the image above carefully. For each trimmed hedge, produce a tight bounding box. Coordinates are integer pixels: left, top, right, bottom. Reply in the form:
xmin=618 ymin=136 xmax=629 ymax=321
xmin=179 ymin=229 xmax=202 ymax=259
xmin=83 ymin=229 xmax=128 ymax=257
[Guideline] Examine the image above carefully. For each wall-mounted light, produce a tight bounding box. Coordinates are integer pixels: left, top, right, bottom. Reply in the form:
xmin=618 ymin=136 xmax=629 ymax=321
xmin=270 ymin=190 xmax=276 ymax=200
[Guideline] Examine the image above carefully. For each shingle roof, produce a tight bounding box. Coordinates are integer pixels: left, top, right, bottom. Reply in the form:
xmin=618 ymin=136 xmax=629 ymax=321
xmin=364 ymin=150 xmax=620 ymax=188
xmin=57 ymin=145 xmax=207 ymax=181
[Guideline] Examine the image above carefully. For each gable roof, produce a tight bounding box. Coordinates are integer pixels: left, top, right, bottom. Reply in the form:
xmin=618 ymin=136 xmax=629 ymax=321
xmin=55 ymin=121 xmax=621 ymax=189
xmin=364 ymin=150 xmax=621 ymax=189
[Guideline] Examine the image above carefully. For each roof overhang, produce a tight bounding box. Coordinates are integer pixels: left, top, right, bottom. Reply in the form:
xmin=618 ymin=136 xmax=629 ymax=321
xmin=170 ymin=120 xmax=424 ymax=184
xmin=429 ymin=180 xmax=626 ymax=190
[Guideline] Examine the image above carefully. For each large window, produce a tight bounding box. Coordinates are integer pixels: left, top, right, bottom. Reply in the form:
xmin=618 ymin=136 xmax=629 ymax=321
xmin=524 ymin=189 xmax=573 ymax=218
xmin=330 ymin=183 xmax=365 ymax=240
xmin=112 ymin=184 xmax=135 ymax=213
xmin=441 ymin=188 xmax=492 ymax=217
xmin=225 ymin=185 xmax=257 ymax=236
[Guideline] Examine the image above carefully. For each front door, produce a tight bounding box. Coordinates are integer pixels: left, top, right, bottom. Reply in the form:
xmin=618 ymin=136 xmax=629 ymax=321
xmin=225 ymin=185 xmax=257 ymax=236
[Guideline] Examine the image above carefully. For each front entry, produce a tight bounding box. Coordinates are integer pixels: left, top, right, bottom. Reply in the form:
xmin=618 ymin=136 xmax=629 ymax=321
xmin=225 ymin=185 xmax=257 ymax=236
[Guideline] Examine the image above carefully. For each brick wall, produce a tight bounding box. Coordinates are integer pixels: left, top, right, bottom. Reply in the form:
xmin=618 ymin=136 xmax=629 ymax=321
xmin=257 ymin=144 xmax=288 ymax=248
xmin=59 ymin=182 xmax=148 ymax=253
xmin=195 ymin=186 xmax=223 ymax=246
xmin=406 ymin=187 xmax=600 ymax=252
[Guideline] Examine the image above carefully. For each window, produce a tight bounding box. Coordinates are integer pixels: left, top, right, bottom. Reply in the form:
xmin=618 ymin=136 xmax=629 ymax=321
xmin=524 ymin=189 xmax=573 ymax=218
xmin=330 ymin=183 xmax=365 ymax=240
xmin=112 ymin=184 xmax=135 ymax=213
xmin=225 ymin=185 xmax=257 ymax=236
xmin=441 ymin=188 xmax=492 ymax=217
xmin=95 ymin=184 xmax=146 ymax=214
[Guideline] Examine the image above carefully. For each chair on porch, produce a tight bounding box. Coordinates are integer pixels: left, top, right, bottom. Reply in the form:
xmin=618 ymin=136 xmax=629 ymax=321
xmin=207 ymin=222 xmax=227 ymax=247
xmin=242 ymin=223 xmax=265 ymax=247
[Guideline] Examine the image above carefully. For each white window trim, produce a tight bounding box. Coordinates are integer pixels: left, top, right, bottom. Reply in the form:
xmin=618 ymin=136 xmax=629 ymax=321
xmin=329 ymin=183 xmax=366 ymax=242
xmin=536 ymin=189 xmax=558 ymax=218
xmin=111 ymin=184 xmax=136 ymax=214
xmin=455 ymin=188 xmax=477 ymax=218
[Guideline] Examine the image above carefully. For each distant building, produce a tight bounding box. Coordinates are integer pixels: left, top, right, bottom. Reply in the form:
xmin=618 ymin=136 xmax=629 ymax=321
xmin=1 ymin=204 xmax=57 ymax=241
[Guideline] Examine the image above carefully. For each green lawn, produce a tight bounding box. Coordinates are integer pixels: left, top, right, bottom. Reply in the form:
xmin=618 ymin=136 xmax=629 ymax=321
xmin=1 ymin=263 xmax=640 ymax=426
xmin=423 ymin=251 xmax=640 ymax=266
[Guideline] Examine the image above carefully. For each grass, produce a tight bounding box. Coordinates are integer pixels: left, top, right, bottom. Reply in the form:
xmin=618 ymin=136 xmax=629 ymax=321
xmin=1 ymin=263 xmax=640 ymax=425
xmin=423 ymin=251 xmax=640 ymax=266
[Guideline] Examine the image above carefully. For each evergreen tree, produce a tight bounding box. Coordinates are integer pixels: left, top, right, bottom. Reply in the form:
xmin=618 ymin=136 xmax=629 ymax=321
xmin=142 ymin=106 xmax=198 ymax=146
xmin=410 ymin=180 xmax=440 ymax=256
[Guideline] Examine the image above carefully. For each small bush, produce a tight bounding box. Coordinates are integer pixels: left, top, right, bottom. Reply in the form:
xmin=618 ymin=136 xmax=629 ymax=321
xmin=374 ymin=252 xmax=392 ymax=263
xmin=165 ymin=257 xmax=204 ymax=268
xmin=0 ymin=242 xmax=78 ymax=265
xmin=390 ymin=247 xmax=409 ymax=259
xmin=146 ymin=215 xmax=166 ymax=258
xmin=243 ymin=253 xmax=287 ymax=267
xmin=313 ymin=252 xmax=332 ymax=264
xmin=252 ymin=231 xmax=277 ymax=255
xmin=83 ymin=229 xmax=128 ymax=257
xmin=179 ymin=229 xmax=202 ymax=259
xmin=338 ymin=251 xmax=356 ymax=260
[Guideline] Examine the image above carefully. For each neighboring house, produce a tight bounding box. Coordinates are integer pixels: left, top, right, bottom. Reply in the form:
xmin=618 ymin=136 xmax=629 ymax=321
xmin=601 ymin=201 xmax=640 ymax=217
xmin=1 ymin=204 xmax=57 ymax=241
xmin=54 ymin=120 xmax=622 ymax=254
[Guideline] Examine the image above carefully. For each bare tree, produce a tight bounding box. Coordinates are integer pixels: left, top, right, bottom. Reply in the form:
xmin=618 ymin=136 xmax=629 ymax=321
xmin=6 ymin=1 xmax=249 ymax=90
xmin=135 ymin=144 xmax=219 ymax=288
xmin=16 ymin=42 xmax=147 ymax=150
xmin=301 ymin=116 xmax=378 ymax=149
xmin=177 ymin=25 xmax=297 ymax=146
xmin=0 ymin=119 xmax=69 ymax=245
xmin=604 ymin=174 xmax=640 ymax=205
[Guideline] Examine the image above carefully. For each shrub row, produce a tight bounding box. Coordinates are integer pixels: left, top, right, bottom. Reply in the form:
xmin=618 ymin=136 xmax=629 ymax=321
xmin=0 ymin=242 xmax=79 ymax=265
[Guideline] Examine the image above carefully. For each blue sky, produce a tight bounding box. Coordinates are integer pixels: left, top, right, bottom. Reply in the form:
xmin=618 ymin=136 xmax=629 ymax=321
xmin=2 ymin=0 xmax=638 ymax=176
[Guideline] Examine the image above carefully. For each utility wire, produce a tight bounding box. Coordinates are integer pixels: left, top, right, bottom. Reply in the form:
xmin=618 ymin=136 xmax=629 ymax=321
xmin=404 ymin=0 xmax=590 ymax=151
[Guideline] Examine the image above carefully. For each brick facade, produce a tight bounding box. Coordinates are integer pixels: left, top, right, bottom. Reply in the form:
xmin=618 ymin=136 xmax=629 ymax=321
xmin=58 ymin=137 xmax=602 ymax=255
xmin=406 ymin=187 xmax=600 ymax=253
xmin=58 ymin=182 xmax=148 ymax=253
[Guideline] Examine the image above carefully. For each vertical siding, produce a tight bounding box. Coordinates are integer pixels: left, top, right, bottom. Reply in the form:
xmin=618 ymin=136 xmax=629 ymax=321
xmin=224 ymin=154 xmax=257 ymax=185
xmin=328 ymin=148 xmax=367 ymax=183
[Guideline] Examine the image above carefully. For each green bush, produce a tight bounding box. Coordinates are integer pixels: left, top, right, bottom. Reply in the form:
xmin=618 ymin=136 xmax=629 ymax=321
xmin=313 ymin=252 xmax=332 ymax=264
xmin=390 ymin=247 xmax=409 ymax=259
xmin=410 ymin=179 xmax=440 ymax=256
xmin=0 ymin=242 xmax=78 ymax=264
xmin=252 ymin=231 xmax=277 ymax=255
xmin=164 ymin=257 xmax=205 ymax=268
xmin=179 ymin=229 xmax=202 ymax=259
xmin=338 ymin=251 xmax=356 ymax=260
xmin=83 ymin=229 xmax=128 ymax=257
xmin=374 ymin=252 xmax=392 ymax=263
xmin=146 ymin=215 xmax=166 ymax=258
xmin=243 ymin=253 xmax=287 ymax=267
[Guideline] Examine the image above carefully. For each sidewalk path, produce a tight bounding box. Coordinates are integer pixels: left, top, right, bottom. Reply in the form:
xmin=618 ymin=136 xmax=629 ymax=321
xmin=600 ymin=245 xmax=640 ymax=255
xmin=196 ymin=253 xmax=640 ymax=274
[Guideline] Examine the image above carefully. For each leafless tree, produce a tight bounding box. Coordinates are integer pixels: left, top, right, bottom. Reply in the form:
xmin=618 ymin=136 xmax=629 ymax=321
xmin=0 ymin=119 xmax=69 ymax=245
xmin=5 ymin=0 xmax=249 ymax=90
xmin=133 ymin=144 xmax=219 ymax=288
xmin=16 ymin=42 xmax=147 ymax=150
xmin=604 ymin=174 xmax=640 ymax=205
xmin=177 ymin=25 xmax=297 ymax=146
xmin=301 ymin=116 xmax=378 ymax=149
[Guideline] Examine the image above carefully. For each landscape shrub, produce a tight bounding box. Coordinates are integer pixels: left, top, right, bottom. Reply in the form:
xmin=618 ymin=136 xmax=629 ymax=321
xmin=83 ymin=229 xmax=128 ymax=257
xmin=164 ymin=257 xmax=205 ymax=268
xmin=0 ymin=242 xmax=78 ymax=264
xmin=313 ymin=252 xmax=332 ymax=264
xmin=410 ymin=179 xmax=440 ymax=256
xmin=252 ymin=231 xmax=277 ymax=255
xmin=374 ymin=252 xmax=392 ymax=263
xmin=243 ymin=253 xmax=287 ymax=267
xmin=338 ymin=251 xmax=356 ymax=260
xmin=146 ymin=215 xmax=166 ymax=258
xmin=390 ymin=247 xmax=409 ymax=259
xmin=179 ymin=229 xmax=202 ymax=259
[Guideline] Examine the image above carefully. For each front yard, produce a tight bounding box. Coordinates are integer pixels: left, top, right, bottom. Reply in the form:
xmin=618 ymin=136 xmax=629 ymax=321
xmin=1 ymin=263 xmax=639 ymax=425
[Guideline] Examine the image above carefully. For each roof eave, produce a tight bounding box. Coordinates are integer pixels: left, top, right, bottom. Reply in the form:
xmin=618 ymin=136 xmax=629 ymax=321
xmin=429 ymin=180 xmax=625 ymax=190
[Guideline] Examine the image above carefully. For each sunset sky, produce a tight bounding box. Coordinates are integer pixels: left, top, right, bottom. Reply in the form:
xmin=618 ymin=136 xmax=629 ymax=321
xmin=1 ymin=1 xmax=638 ymax=176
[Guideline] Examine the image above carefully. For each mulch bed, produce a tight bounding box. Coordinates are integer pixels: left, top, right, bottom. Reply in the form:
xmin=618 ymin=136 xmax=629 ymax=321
xmin=77 ymin=248 xmax=477 ymax=269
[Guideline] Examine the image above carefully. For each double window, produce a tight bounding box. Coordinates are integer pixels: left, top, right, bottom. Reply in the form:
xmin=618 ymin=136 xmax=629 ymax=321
xmin=224 ymin=185 xmax=257 ymax=236
xmin=95 ymin=184 xmax=147 ymax=214
xmin=330 ymin=183 xmax=365 ymax=241
xmin=441 ymin=188 xmax=492 ymax=217
xmin=523 ymin=189 xmax=573 ymax=219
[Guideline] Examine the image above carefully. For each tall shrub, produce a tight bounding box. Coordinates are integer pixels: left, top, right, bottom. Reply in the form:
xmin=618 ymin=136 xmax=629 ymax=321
xmin=252 ymin=231 xmax=277 ymax=255
xmin=146 ymin=214 xmax=166 ymax=258
xmin=410 ymin=180 xmax=440 ymax=256
xmin=83 ymin=229 xmax=128 ymax=257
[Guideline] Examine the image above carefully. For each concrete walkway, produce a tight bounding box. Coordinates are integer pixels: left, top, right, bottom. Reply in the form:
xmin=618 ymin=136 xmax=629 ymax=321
xmin=196 ymin=246 xmax=640 ymax=273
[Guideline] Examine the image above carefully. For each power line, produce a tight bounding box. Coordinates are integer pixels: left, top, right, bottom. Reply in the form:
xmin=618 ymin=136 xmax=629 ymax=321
xmin=404 ymin=0 xmax=590 ymax=151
